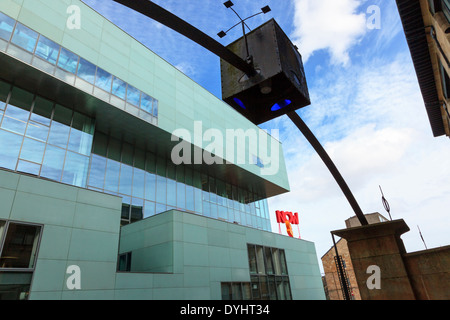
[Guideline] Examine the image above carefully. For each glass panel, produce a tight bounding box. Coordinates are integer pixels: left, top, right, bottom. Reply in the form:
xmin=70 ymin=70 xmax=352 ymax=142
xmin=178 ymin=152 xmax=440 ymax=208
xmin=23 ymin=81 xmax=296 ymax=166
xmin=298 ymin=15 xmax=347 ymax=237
xmin=202 ymin=201 xmax=210 ymax=217
xmin=95 ymin=68 xmax=112 ymax=92
xmin=176 ymin=181 xmax=185 ymax=209
xmin=155 ymin=203 xmax=166 ymax=214
xmin=166 ymin=179 xmax=177 ymax=207
xmin=264 ymin=247 xmax=274 ymax=275
xmin=144 ymin=172 xmax=156 ymax=202
xmin=48 ymin=105 xmax=72 ymax=148
xmin=218 ymin=206 xmax=227 ymax=221
xmin=242 ymin=283 xmax=251 ymax=300
xmin=1 ymin=105 xmax=29 ymax=135
xmin=140 ymin=93 xmax=153 ymax=114
xmin=118 ymin=164 xmax=133 ymax=196
xmin=87 ymin=154 xmax=106 ymax=189
xmin=16 ymin=160 xmax=40 ymax=176
xmin=0 ymin=12 xmax=15 ymax=42
xmin=112 ymin=77 xmax=126 ymax=100
xmin=145 ymin=152 xmax=156 ymax=173
xmin=280 ymin=250 xmax=288 ymax=275
xmin=221 ymin=283 xmax=232 ymax=301
xmin=126 ymin=85 xmax=140 ymax=106
xmin=11 ymin=23 xmax=38 ymax=52
xmin=0 ymin=221 xmax=5 ymax=242
xmin=194 ymin=188 xmax=202 ymax=213
xmin=255 ymin=246 xmax=265 ymax=275
xmin=185 ymin=185 xmax=195 ymax=211
xmin=68 ymin=112 xmax=94 ymax=155
xmin=76 ymin=58 xmax=96 ymax=84
xmin=130 ymin=198 xmax=144 ymax=223
xmin=31 ymin=96 xmax=52 ymax=126
xmin=268 ymin=276 xmax=277 ymax=300
xmin=104 ymin=159 xmax=120 ymax=192
xmin=57 ymin=48 xmax=78 ymax=74
xmin=0 ymin=223 xmax=41 ymax=269
xmin=61 ymin=151 xmax=89 ymax=187
xmin=152 ymin=100 xmax=158 ymax=117
xmin=107 ymin=138 xmax=121 ymax=162
xmin=121 ymin=142 xmax=133 ymax=166
xmin=232 ymin=283 xmax=242 ymax=300
xmin=40 ymin=145 xmax=65 ymax=181
xmin=19 ymin=138 xmax=45 ymax=164
xmin=156 ymin=175 xmax=167 ymax=204
xmin=35 ymin=35 xmax=60 ymax=65
xmin=276 ymin=278 xmax=286 ymax=300
xmin=143 ymin=201 xmax=155 ymax=218
xmin=0 ymin=129 xmax=22 ymax=170
xmin=121 ymin=197 xmax=131 ymax=221
xmin=259 ymin=276 xmax=269 ymax=300
xmin=283 ymin=277 xmax=292 ymax=300
xmin=272 ymin=249 xmax=281 ymax=275
xmin=92 ymin=131 xmax=108 ymax=157
xmin=132 ymin=168 xmax=145 ymax=199
xmin=247 ymin=244 xmax=257 ymax=274
xmin=251 ymin=276 xmax=260 ymax=300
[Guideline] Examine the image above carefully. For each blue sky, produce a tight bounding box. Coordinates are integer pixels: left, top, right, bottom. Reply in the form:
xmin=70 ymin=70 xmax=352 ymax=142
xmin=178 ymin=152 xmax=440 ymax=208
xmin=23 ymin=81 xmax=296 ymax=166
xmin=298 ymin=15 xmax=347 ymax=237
xmin=82 ymin=0 xmax=450 ymax=270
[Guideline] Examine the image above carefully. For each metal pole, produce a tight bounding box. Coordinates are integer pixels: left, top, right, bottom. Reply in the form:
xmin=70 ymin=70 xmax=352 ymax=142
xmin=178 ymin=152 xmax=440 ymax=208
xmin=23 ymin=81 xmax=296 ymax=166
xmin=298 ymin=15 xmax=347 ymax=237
xmin=287 ymin=111 xmax=369 ymax=226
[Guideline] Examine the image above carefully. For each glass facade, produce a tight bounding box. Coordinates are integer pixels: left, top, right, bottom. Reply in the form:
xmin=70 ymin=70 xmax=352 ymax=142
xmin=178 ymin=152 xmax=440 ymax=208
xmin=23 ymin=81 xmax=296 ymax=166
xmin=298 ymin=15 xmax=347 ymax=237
xmin=0 ymin=80 xmax=271 ymax=230
xmin=0 ymin=220 xmax=42 ymax=300
xmin=0 ymin=12 xmax=158 ymax=125
xmin=222 ymin=244 xmax=292 ymax=300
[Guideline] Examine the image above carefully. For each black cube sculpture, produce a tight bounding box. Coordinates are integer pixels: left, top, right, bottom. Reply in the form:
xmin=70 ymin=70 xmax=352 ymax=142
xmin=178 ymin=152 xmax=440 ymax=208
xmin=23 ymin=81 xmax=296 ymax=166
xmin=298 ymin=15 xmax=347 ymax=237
xmin=220 ymin=19 xmax=311 ymax=125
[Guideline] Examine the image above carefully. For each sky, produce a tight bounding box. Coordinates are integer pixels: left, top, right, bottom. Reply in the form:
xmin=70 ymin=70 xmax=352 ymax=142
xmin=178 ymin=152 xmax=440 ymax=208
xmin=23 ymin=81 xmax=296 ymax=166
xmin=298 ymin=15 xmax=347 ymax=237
xmin=82 ymin=0 xmax=450 ymax=272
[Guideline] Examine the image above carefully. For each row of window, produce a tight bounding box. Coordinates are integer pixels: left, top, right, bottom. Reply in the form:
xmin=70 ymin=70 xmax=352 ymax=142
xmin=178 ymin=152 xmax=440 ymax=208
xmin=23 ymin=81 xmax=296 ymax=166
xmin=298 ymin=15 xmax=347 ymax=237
xmin=0 ymin=12 xmax=158 ymax=121
xmin=222 ymin=245 xmax=292 ymax=300
xmin=429 ymin=0 xmax=450 ymax=22
xmin=0 ymin=83 xmax=93 ymax=187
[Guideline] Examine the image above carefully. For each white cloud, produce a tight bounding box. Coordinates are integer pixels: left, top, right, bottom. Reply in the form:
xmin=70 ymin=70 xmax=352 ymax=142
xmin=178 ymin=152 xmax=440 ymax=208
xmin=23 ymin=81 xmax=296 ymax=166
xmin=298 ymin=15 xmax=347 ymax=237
xmin=267 ymin=52 xmax=450 ymax=271
xmin=291 ymin=0 xmax=367 ymax=65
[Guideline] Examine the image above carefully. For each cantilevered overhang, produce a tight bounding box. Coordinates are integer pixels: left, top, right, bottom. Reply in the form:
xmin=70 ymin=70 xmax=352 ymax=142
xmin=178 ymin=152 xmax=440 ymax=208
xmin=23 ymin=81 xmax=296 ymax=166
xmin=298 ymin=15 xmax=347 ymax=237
xmin=0 ymin=51 xmax=289 ymax=200
xmin=395 ymin=0 xmax=446 ymax=137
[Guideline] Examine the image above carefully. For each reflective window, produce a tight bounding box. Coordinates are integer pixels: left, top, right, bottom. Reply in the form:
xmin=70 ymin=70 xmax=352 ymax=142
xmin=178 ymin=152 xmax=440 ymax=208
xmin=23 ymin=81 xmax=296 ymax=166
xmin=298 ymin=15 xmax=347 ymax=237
xmin=35 ymin=35 xmax=60 ymax=65
xmin=156 ymin=175 xmax=167 ymax=204
xmin=176 ymin=181 xmax=185 ymax=209
xmin=0 ymin=12 xmax=15 ymax=42
xmin=144 ymin=201 xmax=155 ymax=218
xmin=152 ymin=100 xmax=158 ymax=117
xmin=57 ymin=48 xmax=78 ymax=74
xmin=166 ymin=179 xmax=177 ymax=207
xmin=104 ymin=159 xmax=120 ymax=192
xmin=77 ymin=58 xmax=96 ymax=84
xmin=112 ymin=77 xmax=127 ymax=100
xmin=95 ymin=68 xmax=112 ymax=92
xmin=16 ymin=160 xmax=40 ymax=176
xmin=126 ymin=85 xmax=140 ymax=106
xmin=19 ymin=138 xmax=45 ymax=164
xmin=132 ymin=168 xmax=145 ymax=199
xmin=61 ymin=151 xmax=89 ymax=187
xmin=68 ymin=112 xmax=94 ymax=155
xmin=87 ymin=154 xmax=106 ymax=189
xmin=47 ymin=105 xmax=71 ymax=148
xmin=131 ymin=198 xmax=144 ymax=223
xmin=11 ymin=23 xmax=38 ymax=52
xmin=0 ymin=129 xmax=22 ymax=170
xmin=40 ymin=145 xmax=65 ymax=181
xmin=119 ymin=164 xmax=133 ymax=196
xmin=30 ymin=96 xmax=52 ymax=126
xmin=0 ymin=223 xmax=41 ymax=269
xmin=144 ymin=172 xmax=156 ymax=202
xmin=140 ymin=93 xmax=153 ymax=114
xmin=1 ymin=104 xmax=30 ymax=135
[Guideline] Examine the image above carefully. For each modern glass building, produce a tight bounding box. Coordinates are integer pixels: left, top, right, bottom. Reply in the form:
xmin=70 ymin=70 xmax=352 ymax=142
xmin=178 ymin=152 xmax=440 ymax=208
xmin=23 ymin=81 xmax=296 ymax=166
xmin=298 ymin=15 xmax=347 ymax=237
xmin=0 ymin=0 xmax=325 ymax=300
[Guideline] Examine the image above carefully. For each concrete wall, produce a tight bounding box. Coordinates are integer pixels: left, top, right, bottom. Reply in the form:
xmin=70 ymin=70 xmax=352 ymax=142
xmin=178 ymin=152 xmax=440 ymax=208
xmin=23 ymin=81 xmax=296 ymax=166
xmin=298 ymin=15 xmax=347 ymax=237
xmin=119 ymin=210 xmax=326 ymax=300
xmin=333 ymin=219 xmax=450 ymax=300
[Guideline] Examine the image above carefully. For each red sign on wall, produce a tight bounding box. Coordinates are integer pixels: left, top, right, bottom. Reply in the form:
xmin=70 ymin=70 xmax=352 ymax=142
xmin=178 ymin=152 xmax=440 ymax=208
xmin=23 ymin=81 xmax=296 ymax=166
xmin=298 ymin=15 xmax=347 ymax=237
xmin=276 ymin=211 xmax=301 ymax=239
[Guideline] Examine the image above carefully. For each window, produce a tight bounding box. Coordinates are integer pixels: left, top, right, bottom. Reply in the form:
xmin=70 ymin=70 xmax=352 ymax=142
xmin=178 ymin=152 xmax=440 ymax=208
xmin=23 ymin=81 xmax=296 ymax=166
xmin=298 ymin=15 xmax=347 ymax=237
xmin=0 ymin=222 xmax=42 ymax=269
xmin=233 ymin=244 xmax=292 ymax=300
xmin=112 ymin=77 xmax=127 ymax=100
xmin=0 ymin=12 xmax=15 ymax=42
xmin=429 ymin=0 xmax=450 ymax=22
xmin=117 ymin=252 xmax=132 ymax=272
xmin=126 ymin=85 xmax=141 ymax=106
xmin=95 ymin=68 xmax=112 ymax=92
xmin=35 ymin=35 xmax=60 ymax=65
xmin=77 ymin=58 xmax=96 ymax=84
xmin=57 ymin=48 xmax=79 ymax=74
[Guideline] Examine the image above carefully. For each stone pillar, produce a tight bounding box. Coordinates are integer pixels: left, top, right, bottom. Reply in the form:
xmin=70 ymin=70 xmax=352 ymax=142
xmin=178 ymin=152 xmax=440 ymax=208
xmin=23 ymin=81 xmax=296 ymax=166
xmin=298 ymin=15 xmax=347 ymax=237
xmin=332 ymin=219 xmax=417 ymax=300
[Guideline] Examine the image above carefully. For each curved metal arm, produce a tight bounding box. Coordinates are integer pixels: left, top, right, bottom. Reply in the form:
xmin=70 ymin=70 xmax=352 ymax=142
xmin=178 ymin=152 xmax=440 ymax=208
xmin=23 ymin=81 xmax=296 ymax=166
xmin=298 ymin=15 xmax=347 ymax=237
xmin=287 ymin=111 xmax=369 ymax=226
